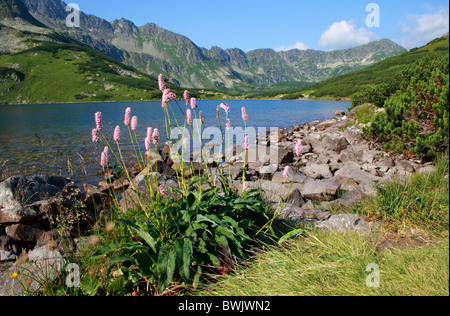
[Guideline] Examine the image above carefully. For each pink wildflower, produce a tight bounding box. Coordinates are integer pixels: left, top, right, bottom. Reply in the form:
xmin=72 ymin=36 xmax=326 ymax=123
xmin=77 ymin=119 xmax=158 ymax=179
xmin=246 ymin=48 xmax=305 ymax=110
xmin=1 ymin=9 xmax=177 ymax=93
xmin=283 ymin=166 xmax=290 ymax=179
xmin=162 ymin=88 xmax=176 ymax=108
xmin=100 ymin=152 xmax=107 ymax=168
xmin=226 ymin=119 xmax=231 ymax=131
xmin=92 ymin=128 xmax=100 ymax=143
xmin=295 ymin=139 xmax=302 ymax=157
xmin=190 ymin=97 xmax=197 ymax=110
xmin=220 ymin=102 xmax=230 ymax=114
xmin=243 ymin=182 xmax=249 ymax=192
xmin=131 ymin=116 xmax=138 ymax=131
xmin=187 ymin=109 xmax=192 ymax=125
xmin=158 ymin=74 xmax=166 ymax=91
xmin=152 ymin=128 xmax=159 ymax=146
xmin=113 ymin=126 xmax=120 ymax=142
xmin=147 ymin=127 xmax=153 ymax=141
xmin=103 ymin=147 xmax=109 ymax=163
xmin=241 ymin=107 xmax=248 ymax=122
xmin=124 ymin=107 xmax=131 ymax=126
xmin=95 ymin=112 xmax=102 ymax=132
xmin=145 ymin=137 xmax=151 ymax=151
xmin=184 ymin=90 xmax=190 ymax=106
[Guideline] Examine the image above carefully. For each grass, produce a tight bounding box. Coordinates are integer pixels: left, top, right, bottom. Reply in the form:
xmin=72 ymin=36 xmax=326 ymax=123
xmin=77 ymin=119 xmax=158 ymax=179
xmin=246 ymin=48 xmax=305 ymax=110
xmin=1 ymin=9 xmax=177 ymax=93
xmin=196 ymin=231 xmax=448 ymax=296
xmin=195 ymin=154 xmax=449 ymax=296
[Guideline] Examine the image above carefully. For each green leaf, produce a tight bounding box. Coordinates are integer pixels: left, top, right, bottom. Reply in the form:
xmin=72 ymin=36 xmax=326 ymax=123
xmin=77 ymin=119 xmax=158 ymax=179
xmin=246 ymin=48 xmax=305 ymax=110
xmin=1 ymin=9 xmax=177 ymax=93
xmin=157 ymin=244 xmax=177 ymax=292
xmin=91 ymin=243 xmax=123 ymax=260
xmin=117 ymin=220 xmax=157 ymax=253
xmin=182 ymin=238 xmax=193 ymax=281
xmin=107 ymin=277 xmax=125 ymax=294
xmin=81 ymin=275 xmax=101 ymax=296
xmin=278 ymin=228 xmax=306 ymax=246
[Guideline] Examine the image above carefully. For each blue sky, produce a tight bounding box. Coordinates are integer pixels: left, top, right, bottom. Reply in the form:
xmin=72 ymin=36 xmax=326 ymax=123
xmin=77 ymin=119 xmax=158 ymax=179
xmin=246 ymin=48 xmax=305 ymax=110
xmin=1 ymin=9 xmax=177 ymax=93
xmin=71 ymin=0 xmax=449 ymax=52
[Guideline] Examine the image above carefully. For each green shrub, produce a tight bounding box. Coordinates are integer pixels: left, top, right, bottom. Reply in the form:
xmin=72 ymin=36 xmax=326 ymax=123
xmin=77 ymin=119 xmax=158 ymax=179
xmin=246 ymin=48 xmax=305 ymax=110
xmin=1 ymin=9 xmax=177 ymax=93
xmin=363 ymin=53 xmax=449 ymax=159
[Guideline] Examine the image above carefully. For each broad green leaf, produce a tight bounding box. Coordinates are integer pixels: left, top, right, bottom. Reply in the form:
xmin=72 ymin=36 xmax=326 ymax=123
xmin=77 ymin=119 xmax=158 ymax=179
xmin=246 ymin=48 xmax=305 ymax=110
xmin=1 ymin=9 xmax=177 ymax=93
xmin=81 ymin=275 xmax=101 ymax=296
xmin=117 ymin=220 xmax=157 ymax=253
xmin=157 ymin=244 xmax=177 ymax=292
xmin=91 ymin=243 xmax=123 ymax=260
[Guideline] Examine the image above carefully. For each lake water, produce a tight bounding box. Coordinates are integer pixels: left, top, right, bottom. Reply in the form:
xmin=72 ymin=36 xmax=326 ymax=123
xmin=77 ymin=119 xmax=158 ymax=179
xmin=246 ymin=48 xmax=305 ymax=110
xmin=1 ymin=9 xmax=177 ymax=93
xmin=0 ymin=99 xmax=350 ymax=185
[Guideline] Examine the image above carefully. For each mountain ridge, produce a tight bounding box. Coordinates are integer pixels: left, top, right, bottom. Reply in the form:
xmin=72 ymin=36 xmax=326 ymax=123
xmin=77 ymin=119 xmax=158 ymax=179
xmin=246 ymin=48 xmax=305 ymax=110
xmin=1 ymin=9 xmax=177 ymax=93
xmin=19 ymin=0 xmax=407 ymax=91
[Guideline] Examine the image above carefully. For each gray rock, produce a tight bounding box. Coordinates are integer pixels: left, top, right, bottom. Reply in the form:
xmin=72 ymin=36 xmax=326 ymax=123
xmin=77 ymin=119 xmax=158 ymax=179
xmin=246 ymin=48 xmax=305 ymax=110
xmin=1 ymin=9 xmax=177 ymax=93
xmin=334 ymin=165 xmax=380 ymax=187
xmin=0 ymin=176 xmax=71 ymax=224
xmin=396 ymin=160 xmax=415 ymax=173
xmin=302 ymin=179 xmax=341 ymax=202
xmin=259 ymin=164 xmax=278 ymax=175
xmin=300 ymin=163 xmax=332 ymax=179
xmin=6 ymin=222 xmax=46 ymax=243
xmin=334 ymin=189 xmax=367 ymax=208
xmin=418 ymin=165 xmax=436 ymax=174
xmin=316 ymin=214 xmax=378 ymax=235
xmin=321 ymin=134 xmax=349 ymax=154
xmin=276 ymin=204 xmax=331 ymax=224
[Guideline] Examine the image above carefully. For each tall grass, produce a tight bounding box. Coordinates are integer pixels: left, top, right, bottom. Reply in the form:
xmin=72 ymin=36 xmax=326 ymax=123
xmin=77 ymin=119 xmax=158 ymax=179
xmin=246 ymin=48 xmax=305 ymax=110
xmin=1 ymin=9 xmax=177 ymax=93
xmin=354 ymin=153 xmax=449 ymax=232
xmin=196 ymin=231 xmax=449 ymax=296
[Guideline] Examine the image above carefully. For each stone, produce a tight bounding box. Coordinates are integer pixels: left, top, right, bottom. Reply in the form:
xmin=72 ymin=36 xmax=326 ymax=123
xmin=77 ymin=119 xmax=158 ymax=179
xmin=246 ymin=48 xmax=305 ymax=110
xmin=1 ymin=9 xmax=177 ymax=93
xmin=335 ymin=110 xmax=346 ymax=116
xmin=300 ymin=163 xmax=332 ymax=179
xmin=334 ymin=165 xmax=380 ymax=187
xmin=334 ymin=188 xmax=367 ymax=208
xmin=259 ymin=164 xmax=278 ymax=175
xmin=418 ymin=165 xmax=436 ymax=174
xmin=249 ymin=180 xmax=304 ymax=207
xmin=6 ymin=222 xmax=46 ymax=243
xmin=0 ymin=176 xmax=71 ymax=224
xmin=396 ymin=160 xmax=415 ymax=173
xmin=302 ymin=179 xmax=341 ymax=202
xmin=316 ymin=214 xmax=378 ymax=235
xmin=321 ymin=134 xmax=349 ymax=154
xmin=172 ymin=161 xmax=203 ymax=178
xmin=276 ymin=205 xmax=331 ymax=224
xmin=272 ymin=170 xmax=309 ymax=184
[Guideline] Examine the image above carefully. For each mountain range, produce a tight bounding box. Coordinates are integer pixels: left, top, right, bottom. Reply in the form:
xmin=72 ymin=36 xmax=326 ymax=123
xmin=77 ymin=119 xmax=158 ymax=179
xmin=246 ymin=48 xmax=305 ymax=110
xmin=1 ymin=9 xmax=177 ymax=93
xmin=11 ymin=0 xmax=407 ymax=91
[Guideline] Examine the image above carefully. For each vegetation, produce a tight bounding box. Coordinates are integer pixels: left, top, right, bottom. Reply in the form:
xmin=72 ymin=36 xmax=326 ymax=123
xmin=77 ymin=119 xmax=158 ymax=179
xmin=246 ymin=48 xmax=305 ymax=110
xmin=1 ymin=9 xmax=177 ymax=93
xmin=0 ymin=41 xmax=229 ymax=105
xmin=363 ymin=53 xmax=449 ymax=160
xmin=260 ymin=35 xmax=449 ymax=101
xmin=197 ymin=153 xmax=449 ymax=296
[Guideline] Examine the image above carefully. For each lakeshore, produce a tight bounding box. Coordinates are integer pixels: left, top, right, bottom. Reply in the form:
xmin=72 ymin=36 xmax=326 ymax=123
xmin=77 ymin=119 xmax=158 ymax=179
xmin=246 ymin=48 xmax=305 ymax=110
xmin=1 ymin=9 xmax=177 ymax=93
xmin=1 ymin=109 xmax=442 ymax=295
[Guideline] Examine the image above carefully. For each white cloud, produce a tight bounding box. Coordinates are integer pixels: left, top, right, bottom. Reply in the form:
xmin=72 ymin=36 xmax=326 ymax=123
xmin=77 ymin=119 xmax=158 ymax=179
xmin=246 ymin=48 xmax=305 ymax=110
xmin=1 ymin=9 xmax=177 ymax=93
xmin=318 ymin=20 xmax=377 ymax=51
xmin=275 ymin=42 xmax=309 ymax=52
xmin=400 ymin=8 xmax=449 ymax=49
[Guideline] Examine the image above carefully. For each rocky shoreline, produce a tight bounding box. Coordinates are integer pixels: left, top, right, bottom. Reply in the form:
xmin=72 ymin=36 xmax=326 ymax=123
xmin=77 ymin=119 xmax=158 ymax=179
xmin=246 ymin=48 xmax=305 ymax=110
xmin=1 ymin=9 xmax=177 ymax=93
xmin=0 ymin=111 xmax=435 ymax=295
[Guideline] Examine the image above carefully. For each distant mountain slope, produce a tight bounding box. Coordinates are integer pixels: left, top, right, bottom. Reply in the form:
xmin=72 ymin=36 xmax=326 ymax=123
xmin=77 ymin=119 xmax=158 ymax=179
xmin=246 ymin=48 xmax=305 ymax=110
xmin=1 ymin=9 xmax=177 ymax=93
xmin=0 ymin=0 xmax=47 ymax=30
xmin=0 ymin=0 xmax=215 ymax=105
xmin=270 ymin=33 xmax=449 ymax=100
xmin=21 ymin=0 xmax=407 ymax=91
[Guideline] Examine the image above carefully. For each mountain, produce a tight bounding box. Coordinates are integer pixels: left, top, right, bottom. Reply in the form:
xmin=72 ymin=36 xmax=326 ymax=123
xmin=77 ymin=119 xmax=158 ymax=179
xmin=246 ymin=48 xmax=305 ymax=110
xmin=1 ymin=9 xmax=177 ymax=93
xmin=21 ymin=0 xmax=407 ymax=92
xmin=0 ymin=0 xmax=224 ymax=104
xmin=265 ymin=33 xmax=449 ymax=100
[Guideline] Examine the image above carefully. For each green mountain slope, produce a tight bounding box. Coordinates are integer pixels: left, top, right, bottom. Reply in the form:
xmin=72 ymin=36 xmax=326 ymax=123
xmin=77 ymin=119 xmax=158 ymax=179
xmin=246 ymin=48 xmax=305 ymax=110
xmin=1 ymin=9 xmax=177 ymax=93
xmin=21 ymin=0 xmax=407 ymax=92
xmin=272 ymin=34 xmax=449 ymax=100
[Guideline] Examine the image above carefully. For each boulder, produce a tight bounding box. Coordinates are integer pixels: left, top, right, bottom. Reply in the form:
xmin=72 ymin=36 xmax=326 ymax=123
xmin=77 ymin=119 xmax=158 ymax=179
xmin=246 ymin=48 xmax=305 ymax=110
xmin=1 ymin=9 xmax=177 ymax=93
xmin=0 ymin=176 xmax=72 ymax=224
xmin=396 ymin=160 xmax=415 ymax=173
xmin=315 ymin=214 xmax=378 ymax=235
xmin=6 ymin=222 xmax=46 ymax=243
xmin=321 ymin=134 xmax=349 ymax=154
xmin=333 ymin=188 xmax=367 ymax=208
xmin=300 ymin=163 xmax=332 ymax=179
xmin=302 ymin=179 xmax=341 ymax=202
xmin=277 ymin=204 xmax=331 ymax=224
